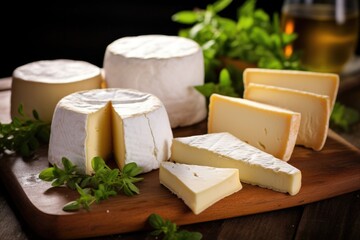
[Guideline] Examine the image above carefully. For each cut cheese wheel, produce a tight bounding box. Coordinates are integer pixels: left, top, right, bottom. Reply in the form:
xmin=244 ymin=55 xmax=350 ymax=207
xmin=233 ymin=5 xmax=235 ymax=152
xmin=244 ymin=83 xmax=331 ymax=151
xmin=208 ymin=94 xmax=301 ymax=161
xmin=11 ymin=59 xmax=103 ymax=122
xmin=48 ymin=88 xmax=173 ymax=174
xmin=160 ymin=161 xmax=242 ymax=214
xmin=243 ymin=68 xmax=339 ymax=111
xmin=170 ymin=132 xmax=302 ymax=196
xmin=103 ymin=34 xmax=207 ymax=128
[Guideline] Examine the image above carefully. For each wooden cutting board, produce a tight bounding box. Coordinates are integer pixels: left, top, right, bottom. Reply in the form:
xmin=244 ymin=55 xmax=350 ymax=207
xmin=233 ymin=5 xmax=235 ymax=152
xmin=0 ymin=119 xmax=359 ymax=240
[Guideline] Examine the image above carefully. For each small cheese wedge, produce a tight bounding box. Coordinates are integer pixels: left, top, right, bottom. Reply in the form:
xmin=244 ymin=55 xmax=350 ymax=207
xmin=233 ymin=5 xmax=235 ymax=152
xmin=160 ymin=161 xmax=242 ymax=215
xmin=243 ymin=68 xmax=339 ymax=111
xmin=48 ymin=88 xmax=173 ymax=174
xmin=244 ymin=83 xmax=331 ymax=151
xmin=208 ymin=94 xmax=301 ymax=161
xmin=11 ymin=59 xmax=103 ymax=122
xmin=170 ymin=132 xmax=302 ymax=196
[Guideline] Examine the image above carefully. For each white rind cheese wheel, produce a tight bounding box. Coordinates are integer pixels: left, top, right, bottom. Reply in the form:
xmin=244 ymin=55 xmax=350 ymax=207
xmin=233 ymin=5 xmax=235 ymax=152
xmin=11 ymin=59 xmax=103 ymax=122
xmin=48 ymin=88 xmax=173 ymax=174
xmin=103 ymin=34 xmax=207 ymax=128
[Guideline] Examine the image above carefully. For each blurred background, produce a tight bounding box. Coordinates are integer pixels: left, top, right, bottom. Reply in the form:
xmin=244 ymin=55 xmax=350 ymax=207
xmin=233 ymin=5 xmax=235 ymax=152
xmin=1 ymin=0 xmax=359 ymax=78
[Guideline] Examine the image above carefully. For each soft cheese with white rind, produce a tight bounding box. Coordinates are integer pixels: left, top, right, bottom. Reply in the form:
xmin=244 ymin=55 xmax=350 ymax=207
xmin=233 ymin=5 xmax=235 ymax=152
xmin=244 ymin=83 xmax=331 ymax=151
xmin=243 ymin=68 xmax=339 ymax=111
xmin=48 ymin=88 xmax=173 ymax=174
xmin=170 ymin=132 xmax=301 ymax=196
xmin=160 ymin=161 xmax=242 ymax=215
xmin=103 ymin=34 xmax=207 ymax=128
xmin=11 ymin=59 xmax=103 ymax=122
xmin=208 ymin=94 xmax=301 ymax=161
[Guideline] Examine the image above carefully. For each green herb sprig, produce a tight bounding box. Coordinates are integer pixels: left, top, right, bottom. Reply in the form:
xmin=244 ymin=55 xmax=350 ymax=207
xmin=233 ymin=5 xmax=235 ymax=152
xmin=172 ymin=0 xmax=302 ymax=85
xmin=330 ymin=102 xmax=360 ymax=132
xmin=0 ymin=104 xmax=51 ymax=157
xmin=148 ymin=213 xmax=202 ymax=240
xmin=39 ymin=156 xmax=143 ymax=211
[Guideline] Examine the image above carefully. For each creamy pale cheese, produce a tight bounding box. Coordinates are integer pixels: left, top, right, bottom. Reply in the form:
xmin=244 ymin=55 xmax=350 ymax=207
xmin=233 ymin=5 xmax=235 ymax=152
xmin=244 ymin=83 xmax=331 ymax=151
xmin=208 ymin=94 xmax=301 ymax=161
xmin=243 ymin=68 xmax=339 ymax=111
xmin=11 ymin=59 xmax=103 ymax=122
xmin=171 ymin=132 xmax=302 ymax=196
xmin=160 ymin=161 xmax=242 ymax=214
xmin=103 ymin=34 xmax=207 ymax=128
xmin=48 ymin=88 xmax=173 ymax=174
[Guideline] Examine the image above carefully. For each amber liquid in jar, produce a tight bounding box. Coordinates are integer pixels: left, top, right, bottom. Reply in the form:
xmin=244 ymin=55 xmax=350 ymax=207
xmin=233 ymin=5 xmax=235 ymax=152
xmin=282 ymin=4 xmax=359 ymax=73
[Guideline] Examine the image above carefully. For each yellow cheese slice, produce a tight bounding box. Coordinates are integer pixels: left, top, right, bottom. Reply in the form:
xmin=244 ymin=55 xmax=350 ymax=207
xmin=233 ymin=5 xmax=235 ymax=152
xmin=160 ymin=161 xmax=242 ymax=215
xmin=244 ymin=83 xmax=331 ymax=151
xmin=243 ymin=68 xmax=339 ymax=111
xmin=208 ymin=94 xmax=301 ymax=161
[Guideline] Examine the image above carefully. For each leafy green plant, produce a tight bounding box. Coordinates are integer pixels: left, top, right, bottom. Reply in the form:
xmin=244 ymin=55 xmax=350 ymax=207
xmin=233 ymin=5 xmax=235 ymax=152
xmin=39 ymin=156 xmax=144 ymax=211
xmin=0 ymin=104 xmax=50 ymax=157
xmin=330 ymin=102 xmax=360 ymax=132
xmin=148 ymin=213 xmax=202 ymax=240
xmin=172 ymin=0 xmax=302 ymax=86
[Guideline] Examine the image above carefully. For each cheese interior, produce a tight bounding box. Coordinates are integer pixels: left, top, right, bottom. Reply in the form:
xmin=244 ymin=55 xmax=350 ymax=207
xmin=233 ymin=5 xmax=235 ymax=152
xmin=160 ymin=161 xmax=242 ymax=214
xmin=244 ymin=83 xmax=331 ymax=151
xmin=208 ymin=94 xmax=301 ymax=161
xmin=170 ymin=132 xmax=302 ymax=196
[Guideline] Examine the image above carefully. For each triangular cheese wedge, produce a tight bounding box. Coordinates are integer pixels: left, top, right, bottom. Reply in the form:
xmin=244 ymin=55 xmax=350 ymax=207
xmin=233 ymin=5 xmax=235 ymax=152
xmin=160 ymin=161 xmax=242 ymax=215
xmin=170 ymin=132 xmax=302 ymax=196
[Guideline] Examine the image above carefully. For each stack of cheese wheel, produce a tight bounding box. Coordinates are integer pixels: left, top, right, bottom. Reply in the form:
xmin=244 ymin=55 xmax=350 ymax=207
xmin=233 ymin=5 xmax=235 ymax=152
xmin=11 ymin=59 xmax=103 ymax=122
xmin=48 ymin=88 xmax=173 ymax=175
xmin=103 ymin=34 xmax=207 ymax=128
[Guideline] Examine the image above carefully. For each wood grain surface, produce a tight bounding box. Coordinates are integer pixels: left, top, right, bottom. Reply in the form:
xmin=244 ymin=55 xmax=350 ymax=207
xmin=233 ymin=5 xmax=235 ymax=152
xmin=0 ymin=120 xmax=359 ymax=239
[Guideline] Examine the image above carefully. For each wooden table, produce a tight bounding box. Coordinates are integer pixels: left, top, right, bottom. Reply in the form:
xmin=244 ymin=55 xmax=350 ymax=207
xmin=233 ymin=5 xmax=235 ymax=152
xmin=0 ymin=76 xmax=360 ymax=240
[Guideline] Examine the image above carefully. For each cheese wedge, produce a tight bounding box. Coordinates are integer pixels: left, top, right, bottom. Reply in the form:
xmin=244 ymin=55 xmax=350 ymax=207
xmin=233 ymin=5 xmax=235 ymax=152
xmin=243 ymin=68 xmax=339 ymax=111
xmin=208 ymin=94 xmax=301 ymax=161
xmin=170 ymin=132 xmax=302 ymax=196
xmin=244 ymin=83 xmax=331 ymax=151
xmin=160 ymin=161 xmax=242 ymax=214
xmin=48 ymin=88 xmax=173 ymax=174
xmin=103 ymin=34 xmax=207 ymax=128
xmin=11 ymin=59 xmax=103 ymax=122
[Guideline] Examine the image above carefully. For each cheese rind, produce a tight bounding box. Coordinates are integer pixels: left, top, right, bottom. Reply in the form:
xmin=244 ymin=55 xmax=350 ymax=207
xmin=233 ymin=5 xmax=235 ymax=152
xmin=160 ymin=161 xmax=242 ymax=215
xmin=48 ymin=88 xmax=173 ymax=174
xmin=103 ymin=34 xmax=207 ymax=128
xmin=11 ymin=59 xmax=103 ymax=122
xmin=208 ymin=94 xmax=301 ymax=161
xmin=170 ymin=132 xmax=302 ymax=196
xmin=243 ymin=68 xmax=339 ymax=111
xmin=244 ymin=83 xmax=331 ymax=151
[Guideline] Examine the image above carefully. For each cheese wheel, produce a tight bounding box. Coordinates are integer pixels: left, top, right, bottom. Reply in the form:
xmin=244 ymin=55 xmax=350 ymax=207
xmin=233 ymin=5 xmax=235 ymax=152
xmin=11 ymin=59 xmax=103 ymax=122
xmin=48 ymin=88 xmax=173 ymax=174
xmin=103 ymin=34 xmax=207 ymax=128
